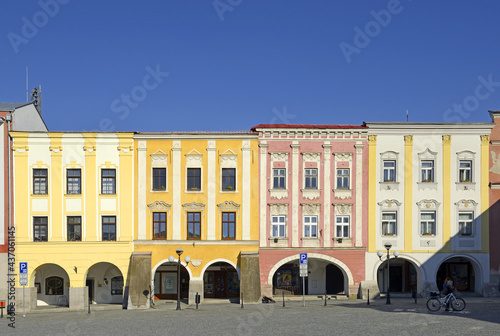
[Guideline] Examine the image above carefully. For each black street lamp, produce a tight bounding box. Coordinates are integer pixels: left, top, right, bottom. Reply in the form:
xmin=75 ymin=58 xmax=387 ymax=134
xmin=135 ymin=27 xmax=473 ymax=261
xmin=377 ymin=242 xmax=399 ymax=304
xmin=168 ymin=248 xmax=190 ymax=311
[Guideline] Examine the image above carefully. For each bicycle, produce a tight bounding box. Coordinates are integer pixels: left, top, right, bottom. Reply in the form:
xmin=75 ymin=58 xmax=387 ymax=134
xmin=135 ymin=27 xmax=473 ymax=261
xmin=426 ymin=290 xmax=466 ymax=311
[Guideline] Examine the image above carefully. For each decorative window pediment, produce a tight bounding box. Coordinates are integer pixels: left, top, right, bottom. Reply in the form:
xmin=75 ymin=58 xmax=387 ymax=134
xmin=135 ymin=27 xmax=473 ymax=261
xmin=333 ymin=203 xmax=352 ymax=215
xmin=454 ymin=199 xmax=477 ymax=211
xmin=186 ymin=150 xmax=202 ymax=166
xmin=302 ymin=152 xmax=321 ymax=162
xmin=151 ymin=150 xmax=168 ymax=167
xmin=270 ymin=152 xmax=289 ymax=162
xmin=220 ymin=149 xmax=237 ymax=167
xmin=301 ymin=203 xmax=321 ymax=215
xmin=269 ymin=203 xmax=288 ymax=216
xmin=416 ymin=199 xmax=440 ymax=210
xmin=217 ymin=201 xmax=240 ymax=211
xmin=377 ymin=199 xmax=401 ymax=211
xmin=334 ymin=152 xmax=352 ymax=162
xmin=147 ymin=201 xmax=171 ymax=212
xmin=182 ymin=202 xmax=205 ymax=211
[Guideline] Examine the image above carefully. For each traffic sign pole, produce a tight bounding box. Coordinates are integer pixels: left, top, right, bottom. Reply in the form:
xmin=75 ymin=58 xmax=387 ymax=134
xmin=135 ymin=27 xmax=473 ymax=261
xmin=20 ymin=262 xmax=28 ymax=318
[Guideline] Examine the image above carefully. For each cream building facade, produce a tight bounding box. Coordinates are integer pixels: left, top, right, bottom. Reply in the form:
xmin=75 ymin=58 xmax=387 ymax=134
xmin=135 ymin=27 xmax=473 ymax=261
xmin=365 ymin=123 xmax=493 ymax=296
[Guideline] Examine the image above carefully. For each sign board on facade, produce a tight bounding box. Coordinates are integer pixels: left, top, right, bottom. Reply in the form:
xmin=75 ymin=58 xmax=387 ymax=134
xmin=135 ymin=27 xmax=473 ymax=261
xmin=19 ymin=278 xmax=27 ymax=286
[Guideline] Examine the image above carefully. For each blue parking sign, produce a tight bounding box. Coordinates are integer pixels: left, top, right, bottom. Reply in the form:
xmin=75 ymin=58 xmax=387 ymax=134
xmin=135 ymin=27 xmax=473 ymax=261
xmin=299 ymin=253 xmax=308 ymax=264
xmin=20 ymin=262 xmax=28 ymax=274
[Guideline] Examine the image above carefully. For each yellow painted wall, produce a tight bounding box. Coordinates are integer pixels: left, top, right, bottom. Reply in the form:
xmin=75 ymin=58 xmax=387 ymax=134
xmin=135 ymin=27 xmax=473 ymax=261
xmin=11 ymin=132 xmax=135 ymax=289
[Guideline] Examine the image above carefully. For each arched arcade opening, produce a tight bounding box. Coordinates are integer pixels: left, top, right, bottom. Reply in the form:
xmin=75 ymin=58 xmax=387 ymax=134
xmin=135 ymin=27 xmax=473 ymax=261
xmin=33 ymin=264 xmax=70 ymax=307
xmin=154 ymin=261 xmax=190 ymax=300
xmin=203 ymin=262 xmax=239 ymax=299
xmin=86 ymin=262 xmax=124 ymax=304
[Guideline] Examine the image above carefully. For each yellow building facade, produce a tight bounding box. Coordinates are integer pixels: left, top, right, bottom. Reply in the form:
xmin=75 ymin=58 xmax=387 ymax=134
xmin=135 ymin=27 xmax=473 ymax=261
xmin=132 ymin=132 xmax=260 ymax=305
xmin=11 ymin=131 xmax=134 ymax=311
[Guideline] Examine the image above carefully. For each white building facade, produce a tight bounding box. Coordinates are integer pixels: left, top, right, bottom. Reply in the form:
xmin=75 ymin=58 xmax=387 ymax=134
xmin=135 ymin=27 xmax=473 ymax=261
xmin=365 ymin=122 xmax=493 ymax=296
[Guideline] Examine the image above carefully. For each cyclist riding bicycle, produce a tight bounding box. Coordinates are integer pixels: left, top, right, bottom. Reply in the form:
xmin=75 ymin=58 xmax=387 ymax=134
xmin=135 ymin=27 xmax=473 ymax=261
xmin=442 ymin=277 xmax=455 ymax=311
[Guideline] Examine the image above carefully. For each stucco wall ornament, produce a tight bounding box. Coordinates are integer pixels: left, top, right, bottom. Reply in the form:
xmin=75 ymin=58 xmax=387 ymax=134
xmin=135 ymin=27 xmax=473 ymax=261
xmin=147 ymin=201 xmax=171 ymax=211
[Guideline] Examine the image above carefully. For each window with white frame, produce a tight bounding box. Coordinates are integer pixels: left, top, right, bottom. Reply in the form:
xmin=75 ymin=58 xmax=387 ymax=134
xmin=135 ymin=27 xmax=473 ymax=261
xmin=271 ymin=215 xmax=286 ymax=237
xmin=33 ymin=168 xmax=48 ymax=194
xmin=273 ymin=169 xmax=286 ymax=189
xmin=459 ymin=160 xmax=472 ymax=182
xmin=383 ymin=161 xmax=396 ymax=182
xmin=382 ymin=212 xmax=397 ymax=236
xmin=304 ymin=169 xmax=317 ymax=189
xmin=303 ymin=216 xmax=318 ymax=238
xmin=420 ymin=212 xmax=436 ymax=235
xmin=336 ymin=169 xmax=350 ymax=189
xmin=421 ymin=160 xmax=434 ymax=183
xmin=458 ymin=212 xmax=473 ymax=236
xmin=336 ymin=216 xmax=350 ymax=238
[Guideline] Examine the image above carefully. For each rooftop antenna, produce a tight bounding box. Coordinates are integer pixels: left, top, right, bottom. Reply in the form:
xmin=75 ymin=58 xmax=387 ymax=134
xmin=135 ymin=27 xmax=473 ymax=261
xmin=406 ymin=109 xmax=409 ymax=122
xmin=26 ymin=66 xmax=29 ymax=102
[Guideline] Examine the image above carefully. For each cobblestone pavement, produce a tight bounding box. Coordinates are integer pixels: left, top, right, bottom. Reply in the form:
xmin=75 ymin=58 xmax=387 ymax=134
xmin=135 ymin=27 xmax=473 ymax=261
xmin=1 ymin=297 xmax=499 ymax=336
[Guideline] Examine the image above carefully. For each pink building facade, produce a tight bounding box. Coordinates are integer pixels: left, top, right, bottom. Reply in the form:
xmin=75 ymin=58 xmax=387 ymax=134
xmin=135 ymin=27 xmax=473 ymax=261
xmin=252 ymin=124 xmax=369 ymax=297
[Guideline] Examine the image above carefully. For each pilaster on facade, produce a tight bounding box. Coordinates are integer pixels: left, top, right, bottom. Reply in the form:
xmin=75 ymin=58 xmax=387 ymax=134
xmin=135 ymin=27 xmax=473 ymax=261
xmin=259 ymin=142 xmax=269 ymax=247
xmin=354 ymin=142 xmax=364 ymax=247
xmin=137 ymin=141 xmax=147 ymax=240
xmin=322 ymin=143 xmax=332 ymax=247
xmin=241 ymin=141 xmax=252 ymax=240
xmin=206 ymin=141 xmax=217 ymax=240
xmin=290 ymin=142 xmax=300 ymax=247
xmin=172 ymin=141 xmax=182 ymax=240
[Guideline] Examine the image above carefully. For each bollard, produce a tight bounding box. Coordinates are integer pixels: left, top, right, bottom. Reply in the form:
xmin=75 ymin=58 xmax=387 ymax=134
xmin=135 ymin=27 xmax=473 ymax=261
xmin=413 ymin=288 xmax=417 ymax=304
xmin=241 ymin=292 xmax=244 ymax=309
xmin=0 ymin=300 xmax=5 ymax=318
xmin=367 ymin=289 xmax=370 ymax=305
xmin=282 ymin=291 xmax=285 ymax=307
xmin=324 ymin=291 xmax=327 ymax=306
xmin=195 ymin=292 xmax=200 ymax=309
xmin=88 ymin=295 xmax=91 ymax=314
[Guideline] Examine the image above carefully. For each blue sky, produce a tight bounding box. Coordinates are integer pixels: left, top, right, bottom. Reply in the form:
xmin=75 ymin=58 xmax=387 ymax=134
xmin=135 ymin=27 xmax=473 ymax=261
xmin=1 ymin=0 xmax=500 ymax=132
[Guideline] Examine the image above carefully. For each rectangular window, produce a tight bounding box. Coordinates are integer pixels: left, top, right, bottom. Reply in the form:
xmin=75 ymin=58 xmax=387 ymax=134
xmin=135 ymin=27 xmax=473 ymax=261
xmin=421 ymin=161 xmax=434 ymax=183
xmin=336 ymin=169 xmax=350 ymax=189
xmin=67 ymin=169 xmax=81 ymax=194
xmin=458 ymin=212 xmax=473 ymax=236
xmin=33 ymin=168 xmax=48 ymax=194
xmin=420 ymin=212 xmax=436 ymax=235
xmin=305 ymin=169 xmax=318 ymax=189
xmin=336 ymin=216 xmax=350 ymax=238
xmin=459 ymin=160 xmax=472 ymax=182
xmin=303 ymin=216 xmax=318 ymax=238
xmin=153 ymin=168 xmax=166 ymax=190
xmin=67 ymin=216 xmax=82 ymax=241
xmin=101 ymin=169 xmax=116 ymax=194
xmin=153 ymin=212 xmax=166 ymax=239
xmin=33 ymin=217 xmax=48 ymax=242
xmin=271 ymin=216 xmax=286 ymax=237
xmin=273 ymin=169 xmax=286 ymax=189
xmin=102 ymin=216 xmax=116 ymax=241
xmin=222 ymin=212 xmax=236 ymax=239
xmin=382 ymin=212 xmax=397 ymax=236
xmin=383 ymin=161 xmax=396 ymax=182
xmin=187 ymin=168 xmax=201 ymax=190
xmin=222 ymin=168 xmax=236 ymax=191
xmin=187 ymin=212 xmax=201 ymax=239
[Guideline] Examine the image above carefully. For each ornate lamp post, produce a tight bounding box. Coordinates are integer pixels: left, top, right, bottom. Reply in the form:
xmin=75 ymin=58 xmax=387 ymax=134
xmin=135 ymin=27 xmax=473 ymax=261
xmin=168 ymin=248 xmax=190 ymax=310
xmin=377 ymin=242 xmax=399 ymax=304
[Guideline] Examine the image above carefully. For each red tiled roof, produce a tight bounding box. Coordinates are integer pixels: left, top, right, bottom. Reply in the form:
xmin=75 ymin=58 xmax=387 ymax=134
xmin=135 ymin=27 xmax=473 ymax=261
xmin=251 ymin=124 xmax=366 ymax=131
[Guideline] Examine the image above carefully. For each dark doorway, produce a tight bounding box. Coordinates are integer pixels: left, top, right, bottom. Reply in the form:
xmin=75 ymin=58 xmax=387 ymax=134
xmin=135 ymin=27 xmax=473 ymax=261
xmin=203 ymin=262 xmax=239 ymax=298
xmin=437 ymin=258 xmax=474 ymax=292
xmin=326 ymin=264 xmax=344 ymax=294
xmin=154 ymin=264 xmax=190 ymax=300
xmin=389 ymin=266 xmax=403 ymax=292
xmin=86 ymin=279 xmax=94 ymax=303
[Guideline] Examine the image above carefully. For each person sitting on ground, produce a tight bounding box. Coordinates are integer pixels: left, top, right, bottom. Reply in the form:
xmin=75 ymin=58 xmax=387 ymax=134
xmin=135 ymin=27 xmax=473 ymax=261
xmin=442 ymin=277 xmax=455 ymax=311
